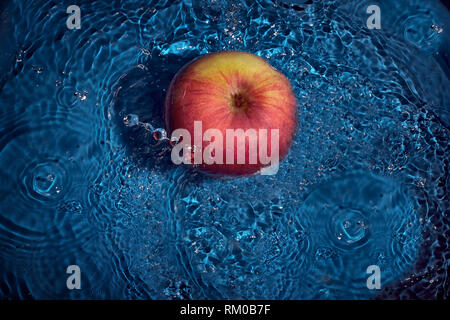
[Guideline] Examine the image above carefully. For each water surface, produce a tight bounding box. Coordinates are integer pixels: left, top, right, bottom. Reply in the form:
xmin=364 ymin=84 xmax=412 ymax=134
xmin=0 ymin=0 xmax=448 ymax=299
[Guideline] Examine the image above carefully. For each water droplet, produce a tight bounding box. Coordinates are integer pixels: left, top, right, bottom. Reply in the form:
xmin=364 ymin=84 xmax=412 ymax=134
xmin=153 ymin=128 xmax=167 ymax=141
xmin=169 ymin=136 xmax=179 ymax=146
xmin=15 ymin=50 xmax=25 ymax=63
xmin=32 ymin=65 xmax=43 ymax=73
xmin=74 ymin=90 xmax=88 ymax=101
xmin=33 ymin=173 xmax=56 ymax=195
xmin=27 ymin=162 xmax=66 ymax=199
xmin=123 ymin=114 xmax=140 ymax=127
xmin=329 ymin=207 xmax=370 ymax=250
xmin=141 ymin=48 xmax=151 ymax=55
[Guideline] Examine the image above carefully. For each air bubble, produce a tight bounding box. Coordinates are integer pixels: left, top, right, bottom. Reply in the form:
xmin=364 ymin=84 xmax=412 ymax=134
xmin=329 ymin=208 xmax=370 ymax=250
xmin=153 ymin=128 xmax=167 ymax=141
xmin=122 ymin=113 xmax=174 ymax=144
xmin=142 ymin=122 xmax=155 ymax=131
xmin=74 ymin=90 xmax=88 ymax=101
xmin=431 ymin=24 xmax=443 ymax=34
xmin=15 ymin=50 xmax=25 ymax=63
xmin=123 ymin=114 xmax=140 ymax=127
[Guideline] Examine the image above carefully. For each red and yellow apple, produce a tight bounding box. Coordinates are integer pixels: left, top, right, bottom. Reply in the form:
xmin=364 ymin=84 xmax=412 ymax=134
xmin=164 ymin=51 xmax=297 ymax=176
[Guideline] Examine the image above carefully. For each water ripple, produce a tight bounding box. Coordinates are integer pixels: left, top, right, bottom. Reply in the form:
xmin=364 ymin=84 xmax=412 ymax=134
xmin=0 ymin=0 xmax=448 ymax=299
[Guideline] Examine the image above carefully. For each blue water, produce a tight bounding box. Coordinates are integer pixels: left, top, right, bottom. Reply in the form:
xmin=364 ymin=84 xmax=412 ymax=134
xmin=0 ymin=0 xmax=448 ymax=299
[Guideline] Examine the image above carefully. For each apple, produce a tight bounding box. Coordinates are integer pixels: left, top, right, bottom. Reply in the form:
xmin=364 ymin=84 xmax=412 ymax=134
xmin=164 ymin=51 xmax=297 ymax=176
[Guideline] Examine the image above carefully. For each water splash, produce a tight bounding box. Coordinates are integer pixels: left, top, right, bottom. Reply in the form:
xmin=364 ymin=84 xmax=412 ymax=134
xmin=123 ymin=113 xmax=169 ymax=142
xmin=298 ymin=172 xmax=422 ymax=298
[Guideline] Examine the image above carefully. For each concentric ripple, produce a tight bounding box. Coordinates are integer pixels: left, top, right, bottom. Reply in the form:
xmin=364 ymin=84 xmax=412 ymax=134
xmin=22 ymin=159 xmax=68 ymax=201
xmin=298 ymin=172 xmax=422 ymax=299
xmin=328 ymin=207 xmax=370 ymax=250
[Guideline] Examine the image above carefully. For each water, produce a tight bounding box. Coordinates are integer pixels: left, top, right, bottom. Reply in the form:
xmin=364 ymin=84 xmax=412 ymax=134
xmin=0 ymin=0 xmax=448 ymax=299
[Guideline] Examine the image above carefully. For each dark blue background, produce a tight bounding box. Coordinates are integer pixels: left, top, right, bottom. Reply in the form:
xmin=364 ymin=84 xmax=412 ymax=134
xmin=0 ymin=0 xmax=448 ymax=299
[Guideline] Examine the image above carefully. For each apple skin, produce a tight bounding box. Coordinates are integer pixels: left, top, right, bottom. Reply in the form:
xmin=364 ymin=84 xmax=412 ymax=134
xmin=164 ymin=51 xmax=297 ymax=176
